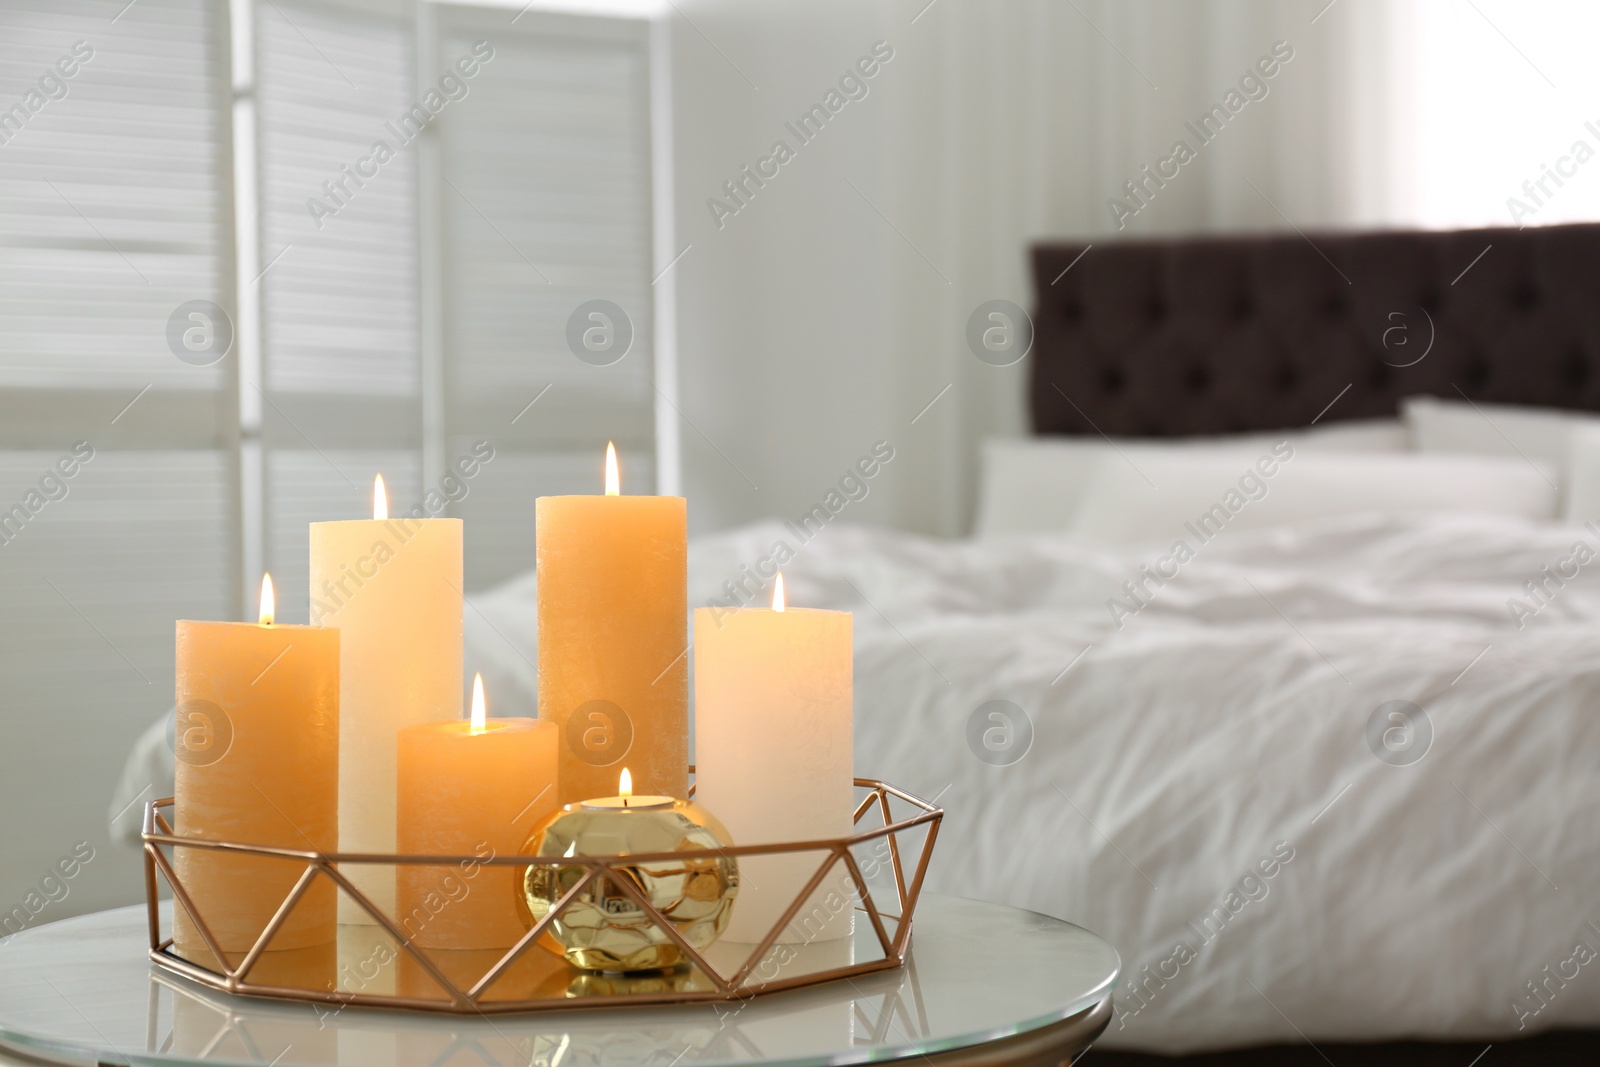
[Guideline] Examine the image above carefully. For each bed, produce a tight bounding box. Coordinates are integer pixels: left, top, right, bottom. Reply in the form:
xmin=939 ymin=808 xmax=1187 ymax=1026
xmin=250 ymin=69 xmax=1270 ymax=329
xmin=109 ymin=224 xmax=1600 ymax=1060
xmin=985 ymin=224 xmax=1600 ymax=1058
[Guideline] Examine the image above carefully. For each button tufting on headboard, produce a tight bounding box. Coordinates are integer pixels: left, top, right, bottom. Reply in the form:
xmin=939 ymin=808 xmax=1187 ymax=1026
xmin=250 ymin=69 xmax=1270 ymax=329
xmin=1029 ymin=222 xmax=1600 ymax=436
xmin=1564 ymin=350 xmax=1589 ymax=387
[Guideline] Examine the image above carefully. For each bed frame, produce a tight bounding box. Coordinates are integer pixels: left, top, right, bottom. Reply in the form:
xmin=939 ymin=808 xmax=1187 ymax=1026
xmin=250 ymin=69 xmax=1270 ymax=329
xmin=1030 ymin=223 xmax=1600 ymax=1064
xmin=1031 ymin=222 xmax=1600 ymax=437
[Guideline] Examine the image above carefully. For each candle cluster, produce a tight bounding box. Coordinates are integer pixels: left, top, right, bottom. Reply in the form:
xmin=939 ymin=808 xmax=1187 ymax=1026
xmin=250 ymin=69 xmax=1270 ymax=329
xmin=170 ymin=443 xmax=854 ymax=972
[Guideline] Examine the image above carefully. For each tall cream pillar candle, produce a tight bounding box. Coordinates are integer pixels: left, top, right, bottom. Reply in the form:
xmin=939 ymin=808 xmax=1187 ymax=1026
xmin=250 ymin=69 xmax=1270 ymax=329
xmin=693 ymin=574 xmax=854 ymax=943
xmin=311 ymin=475 xmax=463 ymax=923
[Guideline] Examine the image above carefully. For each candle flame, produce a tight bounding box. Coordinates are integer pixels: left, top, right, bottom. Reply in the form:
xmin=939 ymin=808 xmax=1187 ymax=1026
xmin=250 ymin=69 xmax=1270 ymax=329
xmin=258 ymin=573 xmax=275 ymax=626
xmin=373 ymin=473 xmax=388 ymax=521
xmin=773 ymin=571 xmax=786 ymax=612
xmin=604 ymin=441 xmax=619 ymax=496
xmin=618 ymin=767 xmax=632 ymax=798
xmin=470 ymin=672 xmax=486 ymax=735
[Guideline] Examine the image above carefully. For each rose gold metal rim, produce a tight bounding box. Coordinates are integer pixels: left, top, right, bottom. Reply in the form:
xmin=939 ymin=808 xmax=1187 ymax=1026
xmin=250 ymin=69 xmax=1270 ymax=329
xmin=142 ymin=777 xmax=942 ymax=1015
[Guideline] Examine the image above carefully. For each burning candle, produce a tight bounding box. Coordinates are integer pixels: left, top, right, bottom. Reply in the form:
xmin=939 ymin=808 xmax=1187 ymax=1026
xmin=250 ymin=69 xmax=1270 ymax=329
xmin=521 ymin=766 xmax=740 ymax=971
xmin=694 ymin=573 xmax=854 ymax=943
xmin=311 ymin=474 xmax=463 ymax=922
xmin=173 ymin=574 xmax=339 ymax=965
xmin=537 ymin=443 xmax=688 ymax=804
xmin=395 ymin=674 xmax=559 ymax=950
xmin=579 ymin=767 xmax=674 ymax=811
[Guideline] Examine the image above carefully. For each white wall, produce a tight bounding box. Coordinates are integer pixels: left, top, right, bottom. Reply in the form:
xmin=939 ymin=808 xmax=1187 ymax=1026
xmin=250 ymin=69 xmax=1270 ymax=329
xmin=668 ymin=0 xmax=1402 ymax=538
xmin=1405 ymin=0 xmax=1600 ymax=229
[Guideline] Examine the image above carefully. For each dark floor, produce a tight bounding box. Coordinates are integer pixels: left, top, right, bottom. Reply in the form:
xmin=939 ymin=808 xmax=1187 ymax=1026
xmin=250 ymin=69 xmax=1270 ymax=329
xmin=1086 ymin=1029 xmax=1599 ymax=1065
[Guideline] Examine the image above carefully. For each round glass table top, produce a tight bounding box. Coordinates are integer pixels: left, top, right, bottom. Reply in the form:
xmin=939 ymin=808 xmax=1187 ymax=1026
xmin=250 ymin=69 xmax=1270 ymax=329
xmin=0 ymin=895 xmax=1119 ymax=1067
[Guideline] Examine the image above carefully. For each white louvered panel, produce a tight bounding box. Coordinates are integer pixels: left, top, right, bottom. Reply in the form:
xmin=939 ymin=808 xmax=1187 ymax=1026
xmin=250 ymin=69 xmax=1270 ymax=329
xmin=0 ymin=0 xmax=226 ymax=390
xmin=0 ymin=0 xmax=230 ymax=921
xmin=440 ymin=27 xmax=654 ymax=414
xmin=455 ymin=446 xmax=654 ymax=591
xmin=0 ymin=248 xmax=221 ymax=391
xmin=264 ymin=449 xmax=421 ymax=625
xmin=0 ymin=450 xmax=231 ymax=915
xmin=439 ymin=12 xmax=658 ymax=594
xmin=257 ymin=0 xmax=419 ymax=397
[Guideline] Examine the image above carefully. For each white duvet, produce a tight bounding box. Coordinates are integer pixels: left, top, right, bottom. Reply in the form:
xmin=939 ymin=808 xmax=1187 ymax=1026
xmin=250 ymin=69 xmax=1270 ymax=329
xmin=466 ymin=512 xmax=1600 ymax=1053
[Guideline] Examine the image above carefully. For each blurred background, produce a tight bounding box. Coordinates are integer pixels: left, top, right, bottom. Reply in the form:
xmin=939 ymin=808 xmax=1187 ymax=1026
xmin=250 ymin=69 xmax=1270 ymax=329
xmin=2 ymin=0 xmax=1597 ymax=926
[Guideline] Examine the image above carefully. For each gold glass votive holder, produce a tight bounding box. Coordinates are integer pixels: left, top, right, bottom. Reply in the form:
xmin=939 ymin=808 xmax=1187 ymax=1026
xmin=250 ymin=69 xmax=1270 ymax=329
xmin=520 ymin=796 xmax=738 ymax=972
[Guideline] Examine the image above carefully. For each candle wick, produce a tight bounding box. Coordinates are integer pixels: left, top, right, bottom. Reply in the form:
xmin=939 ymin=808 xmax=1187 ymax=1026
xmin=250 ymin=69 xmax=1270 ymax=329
xmin=623 ymin=797 xmax=629 ymax=809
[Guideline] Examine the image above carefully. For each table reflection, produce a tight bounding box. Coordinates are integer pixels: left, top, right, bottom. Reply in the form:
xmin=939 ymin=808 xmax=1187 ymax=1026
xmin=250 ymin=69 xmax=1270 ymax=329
xmin=148 ymin=922 xmax=929 ymax=1067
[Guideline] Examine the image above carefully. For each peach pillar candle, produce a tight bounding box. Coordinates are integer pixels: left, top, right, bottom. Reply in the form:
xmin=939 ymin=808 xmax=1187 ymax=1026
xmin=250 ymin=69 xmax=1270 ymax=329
xmin=174 ymin=574 xmax=339 ymax=964
xmin=311 ymin=474 xmax=463 ymax=923
xmin=395 ymin=675 xmax=559 ymax=949
xmin=694 ymin=573 xmax=854 ymax=943
xmin=537 ymin=443 xmax=687 ymax=804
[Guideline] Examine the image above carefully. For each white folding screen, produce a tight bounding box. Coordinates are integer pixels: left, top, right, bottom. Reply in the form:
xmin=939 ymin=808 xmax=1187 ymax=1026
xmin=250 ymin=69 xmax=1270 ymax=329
xmin=255 ymin=0 xmax=423 ymax=624
xmin=251 ymin=1 xmax=661 ymax=604
xmin=257 ymin=3 xmax=421 ymax=397
xmin=0 ymin=0 xmax=663 ymax=921
xmin=433 ymin=7 xmax=659 ymax=590
xmin=0 ymin=0 xmax=235 ymax=917
xmin=0 ymin=1 xmax=231 ymax=394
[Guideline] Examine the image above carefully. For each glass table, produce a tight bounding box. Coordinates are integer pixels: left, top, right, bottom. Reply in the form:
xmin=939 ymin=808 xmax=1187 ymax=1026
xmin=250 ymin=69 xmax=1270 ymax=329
xmin=0 ymin=894 xmax=1119 ymax=1067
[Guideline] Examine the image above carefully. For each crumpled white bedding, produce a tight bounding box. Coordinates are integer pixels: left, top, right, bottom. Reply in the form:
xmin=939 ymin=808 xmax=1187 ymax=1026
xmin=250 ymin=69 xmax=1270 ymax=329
xmin=464 ymin=512 xmax=1600 ymax=1052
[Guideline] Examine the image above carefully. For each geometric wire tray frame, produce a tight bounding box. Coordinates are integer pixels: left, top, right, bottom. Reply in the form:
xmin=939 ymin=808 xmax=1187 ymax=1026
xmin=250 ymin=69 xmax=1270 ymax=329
xmin=142 ymin=777 xmax=942 ymax=1014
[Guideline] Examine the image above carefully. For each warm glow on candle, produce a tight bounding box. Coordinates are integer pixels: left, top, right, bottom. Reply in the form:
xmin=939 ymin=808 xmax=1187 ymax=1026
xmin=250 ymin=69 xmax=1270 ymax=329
xmin=693 ymin=589 xmax=854 ymax=943
xmin=258 ymin=573 xmax=275 ymax=626
xmin=174 ymin=608 xmax=338 ymax=958
xmin=579 ymin=764 xmax=671 ymax=811
xmin=312 ymin=483 xmax=464 ymax=924
xmin=470 ymin=672 xmax=487 ymax=735
xmin=397 ymin=689 xmax=558 ymax=949
xmin=773 ymin=571 xmax=786 ymax=612
xmin=538 ymin=452 xmax=686 ymax=805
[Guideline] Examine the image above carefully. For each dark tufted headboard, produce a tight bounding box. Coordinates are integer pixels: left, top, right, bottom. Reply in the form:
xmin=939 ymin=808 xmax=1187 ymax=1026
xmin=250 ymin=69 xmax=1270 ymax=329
xmin=1030 ymin=223 xmax=1600 ymax=436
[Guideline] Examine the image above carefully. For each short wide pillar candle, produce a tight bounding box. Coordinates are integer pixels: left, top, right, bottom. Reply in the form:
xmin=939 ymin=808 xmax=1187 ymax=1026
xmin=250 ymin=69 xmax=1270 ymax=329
xmin=693 ymin=594 xmax=853 ymax=943
xmin=396 ymin=691 xmax=558 ymax=949
xmin=536 ymin=461 xmax=687 ymax=804
xmin=173 ymin=610 xmax=338 ymax=962
xmin=311 ymin=492 xmax=462 ymax=923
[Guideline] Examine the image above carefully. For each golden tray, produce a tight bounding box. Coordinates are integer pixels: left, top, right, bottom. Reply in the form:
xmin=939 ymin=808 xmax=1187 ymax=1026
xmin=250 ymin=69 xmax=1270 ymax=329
xmin=141 ymin=777 xmax=942 ymax=1014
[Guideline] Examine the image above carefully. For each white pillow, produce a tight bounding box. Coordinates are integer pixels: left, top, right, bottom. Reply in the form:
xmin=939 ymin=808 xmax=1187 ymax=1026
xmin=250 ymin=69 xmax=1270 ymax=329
xmin=975 ymin=420 xmax=1408 ymax=537
xmin=1403 ymin=395 xmax=1581 ymax=464
xmin=1565 ymin=424 xmax=1600 ymax=524
xmin=1066 ymin=451 xmax=1558 ymax=544
xmin=1403 ymin=396 xmax=1600 ymax=521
